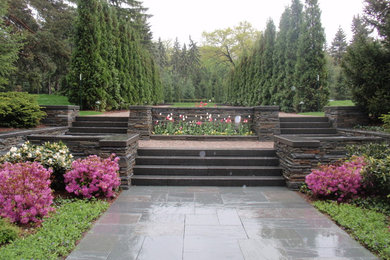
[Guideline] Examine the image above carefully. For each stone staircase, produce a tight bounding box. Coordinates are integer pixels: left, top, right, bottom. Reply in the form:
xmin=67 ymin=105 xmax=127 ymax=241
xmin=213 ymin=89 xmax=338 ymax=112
xmin=279 ymin=117 xmax=337 ymax=135
xmin=66 ymin=116 xmax=128 ymax=136
xmin=132 ymin=148 xmax=285 ymax=186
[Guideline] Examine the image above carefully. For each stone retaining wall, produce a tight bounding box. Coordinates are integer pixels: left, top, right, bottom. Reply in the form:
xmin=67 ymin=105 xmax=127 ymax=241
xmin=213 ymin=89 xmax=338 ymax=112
xmin=129 ymin=105 xmax=280 ymax=141
xmin=275 ymin=135 xmax=382 ymax=189
xmin=324 ymin=106 xmax=369 ymax=128
xmin=28 ymin=134 xmax=139 ymax=189
xmin=0 ymin=127 xmax=68 ymax=154
xmin=337 ymin=128 xmax=390 ymax=143
xmin=40 ymin=105 xmax=79 ymax=126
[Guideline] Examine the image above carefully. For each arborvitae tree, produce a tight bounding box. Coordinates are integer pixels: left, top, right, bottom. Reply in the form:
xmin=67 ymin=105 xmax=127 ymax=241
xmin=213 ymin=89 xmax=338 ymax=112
xmin=271 ymin=8 xmax=291 ymax=107
xmin=259 ymin=19 xmax=276 ymax=105
xmin=68 ymin=0 xmax=107 ymax=109
xmin=283 ymin=0 xmax=303 ymax=111
xmin=294 ymin=0 xmax=328 ymax=112
xmin=329 ymin=26 xmax=348 ymax=65
xmin=0 ymin=1 xmax=24 ymax=88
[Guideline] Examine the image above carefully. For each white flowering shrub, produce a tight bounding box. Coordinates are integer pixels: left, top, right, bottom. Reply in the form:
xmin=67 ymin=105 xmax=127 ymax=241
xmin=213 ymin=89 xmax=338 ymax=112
xmin=0 ymin=141 xmax=74 ymax=190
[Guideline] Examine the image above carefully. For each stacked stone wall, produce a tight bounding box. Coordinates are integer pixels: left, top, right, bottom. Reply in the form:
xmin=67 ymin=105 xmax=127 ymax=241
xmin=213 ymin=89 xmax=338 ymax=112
xmin=324 ymin=106 xmax=369 ymax=128
xmin=28 ymin=134 xmax=139 ymax=189
xmin=40 ymin=105 xmax=79 ymax=127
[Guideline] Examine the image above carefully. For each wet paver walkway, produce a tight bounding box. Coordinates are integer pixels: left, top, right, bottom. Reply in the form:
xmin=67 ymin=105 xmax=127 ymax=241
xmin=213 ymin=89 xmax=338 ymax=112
xmin=67 ymin=186 xmax=377 ymax=260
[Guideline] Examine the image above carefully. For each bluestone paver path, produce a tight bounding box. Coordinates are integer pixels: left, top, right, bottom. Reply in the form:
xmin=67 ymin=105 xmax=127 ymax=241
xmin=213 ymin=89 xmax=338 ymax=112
xmin=67 ymin=186 xmax=377 ymax=260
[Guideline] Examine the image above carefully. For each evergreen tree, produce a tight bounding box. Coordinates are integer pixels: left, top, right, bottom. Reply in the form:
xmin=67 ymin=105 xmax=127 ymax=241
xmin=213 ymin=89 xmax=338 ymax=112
xmin=342 ymin=12 xmax=390 ymax=117
xmin=259 ymin=19 xmax=276 ymax=105
xmin=283 ymin=0 xmax=303 ymax=111
xmin=294 ymin=0 xmax=328 ymax=112
xmin=329 ymin=26 xmax=348 ymax=65
xmin=271 ymin=8 xmax=291 ymax=107
xmin=68 ymin=0 xmax=107 ymax=110
xmin=0 ymin=1 xmax=24 ymax=88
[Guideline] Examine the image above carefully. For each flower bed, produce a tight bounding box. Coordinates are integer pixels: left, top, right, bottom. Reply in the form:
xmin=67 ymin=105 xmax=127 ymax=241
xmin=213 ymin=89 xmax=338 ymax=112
xmin=302 ymin=143 xmax=390 ymax=259
xmin=0 ymin=141 xmax=120 ymax=258
xmin=153 ymin=113 xmax=253 ymax=136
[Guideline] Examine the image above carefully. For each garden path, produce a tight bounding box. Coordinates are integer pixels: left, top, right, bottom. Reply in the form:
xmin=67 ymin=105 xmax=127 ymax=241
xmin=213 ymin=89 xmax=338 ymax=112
xmin=67 ymin=186 xmax=377 ymax=260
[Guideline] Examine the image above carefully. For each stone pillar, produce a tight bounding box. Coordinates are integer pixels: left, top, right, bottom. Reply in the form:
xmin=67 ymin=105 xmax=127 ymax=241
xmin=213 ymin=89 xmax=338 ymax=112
xmin=253 ymin=106 xmax=280 ymax=141
xmin=128 ymin=106 xmax=152 ymax=139
xmin=40 ymin=105 xmax=79 ymax=126
xmin=324 ymin=106 xmax=369 ymax=128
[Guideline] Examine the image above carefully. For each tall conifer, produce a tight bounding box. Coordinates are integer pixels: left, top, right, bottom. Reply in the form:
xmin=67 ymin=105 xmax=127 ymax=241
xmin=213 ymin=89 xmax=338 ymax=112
xmin=294 ymin=0 xmax=328 ymax=112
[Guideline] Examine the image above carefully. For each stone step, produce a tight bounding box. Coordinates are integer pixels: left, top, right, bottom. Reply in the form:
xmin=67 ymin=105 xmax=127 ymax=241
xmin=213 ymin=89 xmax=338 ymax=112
xmin=279 ymin=117 xmax=329 ymax=123
xmin=280 ymin=122 xmax=331 ymax=128
xmin=68 ymin=127 xmax=127 ymax=134
xmin=75 ymin=116 xmax=128 ymax=122
xmin=72 ymin=121 xmax=128 ymax=128
xmin=280 ymin=128 xmax=337 ymax=135
xmin=135 ymin=156 xmax=280 ymax=166
xmin=137 ymin=148 xmax=276 ymax=157
xmin=131 ymin=175 xmax=286 ymax=186
xmin=133 ymin=165 xmax=282 ymax=176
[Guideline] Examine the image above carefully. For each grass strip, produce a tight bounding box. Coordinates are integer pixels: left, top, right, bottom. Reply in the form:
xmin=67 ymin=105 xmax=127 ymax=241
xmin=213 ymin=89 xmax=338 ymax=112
xmin=0 ymin=199 xmax=109 ymax=260
xmin=36 ymin=94 xmax=73 ymax=106
xmin=313 ymin=200 xmax=390 ymax=260
xmin=328 ymin=100 xmax=355 ymax=106
xmin=171 ymin=102 xmax=217 ymax=107
xmin=78 ymin=111 xmax=104 ymax=116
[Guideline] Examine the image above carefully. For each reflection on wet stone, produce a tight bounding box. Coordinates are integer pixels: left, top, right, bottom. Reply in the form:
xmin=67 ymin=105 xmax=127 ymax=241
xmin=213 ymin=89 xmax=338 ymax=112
xmin=67 ymin=186 xmax=377 ymax=260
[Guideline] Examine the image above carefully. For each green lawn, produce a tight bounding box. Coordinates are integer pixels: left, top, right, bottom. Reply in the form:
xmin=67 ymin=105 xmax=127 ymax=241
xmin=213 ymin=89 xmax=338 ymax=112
xmin=35 ymin=94 xmax=73 ymax=106
xmin=78 ymin=111 xmax=104 ymax=116
xmin=298 ymin=112 xmax=325 ymax=116
xmin=328 ymin=100 xmax=355 ymax=106
xmin=171 ymin=102 xmax=217 ymax=108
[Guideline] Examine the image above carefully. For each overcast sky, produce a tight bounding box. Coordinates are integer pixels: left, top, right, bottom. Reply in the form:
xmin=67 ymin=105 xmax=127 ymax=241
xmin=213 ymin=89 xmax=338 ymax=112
xmin=141 ymin=0 xmax=365 ymax=46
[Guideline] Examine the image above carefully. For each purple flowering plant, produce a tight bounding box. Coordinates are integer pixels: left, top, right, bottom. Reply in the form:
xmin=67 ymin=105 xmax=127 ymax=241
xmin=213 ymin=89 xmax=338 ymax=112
xmin=305 ymin=156 xmax=366 ymax=201
xmin=0 ymin=162 xmax=54 ymax=224
xmin=64 ymin=154 xmax=121 ymax=199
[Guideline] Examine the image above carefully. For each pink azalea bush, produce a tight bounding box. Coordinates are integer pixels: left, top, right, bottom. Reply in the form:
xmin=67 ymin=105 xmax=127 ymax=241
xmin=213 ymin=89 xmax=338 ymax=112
xmin=0 ymin=162 xmax=54 ymax=224
xmin=305 ymin=156 xmax=366 ymax=201
xmin=64 ymin=154 xmax=120 ymax=198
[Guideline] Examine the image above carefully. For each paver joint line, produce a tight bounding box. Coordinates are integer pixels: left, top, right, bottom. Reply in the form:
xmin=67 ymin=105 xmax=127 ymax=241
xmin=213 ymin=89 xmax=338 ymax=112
xmin=67 ymin=186 xmax=377 ymax=260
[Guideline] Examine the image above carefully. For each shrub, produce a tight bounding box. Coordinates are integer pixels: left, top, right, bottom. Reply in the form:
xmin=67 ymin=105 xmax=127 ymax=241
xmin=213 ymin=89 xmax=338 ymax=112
xmin=0 ymin=218 xmax=19 ymax=245
xmin=362 ymin=156 xmax=390 ymax=197
xmin=0 ymin=141 xmax=73 ymax=191
xmin=0 ymin=92 xmax=46 ymax=128
xmin=0 ymin=162 xmax=54 ymax=224
xmin=64 ymin=154 xmax=120 ymax=198
xmin=347 ymin=143 xmax=390 ymax=197
xmin=305 ymin=157 xmax=366 ymax=201
xmin=0 ymin=199 xmax=108 ymax=259
xmin=380 ymin=113 xmax=390 ymax=132
xmin=313 ymin=201 xmax=390 ymax=259
xmin=347 ymin=143 xmax=390 ymax=159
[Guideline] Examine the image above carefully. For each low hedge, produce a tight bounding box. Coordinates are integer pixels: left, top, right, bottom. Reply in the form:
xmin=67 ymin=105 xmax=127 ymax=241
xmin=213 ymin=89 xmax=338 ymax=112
xmin=0 ymin=92 xmax=46 ymax=128
xmin=0 ymin=199 xmax=108 ymax=259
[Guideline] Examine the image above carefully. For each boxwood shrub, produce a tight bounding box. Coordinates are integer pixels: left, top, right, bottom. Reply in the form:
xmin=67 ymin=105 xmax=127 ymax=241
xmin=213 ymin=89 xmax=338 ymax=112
xmin=0 ymin=92 xmax=46 ymax=128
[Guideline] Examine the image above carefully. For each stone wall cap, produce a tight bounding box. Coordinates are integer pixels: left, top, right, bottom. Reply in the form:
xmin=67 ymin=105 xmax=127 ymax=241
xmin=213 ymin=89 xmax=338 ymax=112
xmin=129 ymin=106 xmax=152 ymax=109
xmin=152 ymin=107 xmax=253 ymax=111
xmin=338 ymin=128 xmax=390 ymax=138
xmin=27 ymin=135 xmax=104 ymax=142
xmin=0 ymin=127 xmax=69 ymax=139
xmin=274 ymin=135 xmax=320 ymax=148
xmin=323 ymin=106 xmax=363 ymax=110
xmin=253 ymin=106 xmax=280 ymax=111
xmin=40 ymin=105 xmax=80 ymax=110
xmin=100 ymin=134 xmax=139 ymax=147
